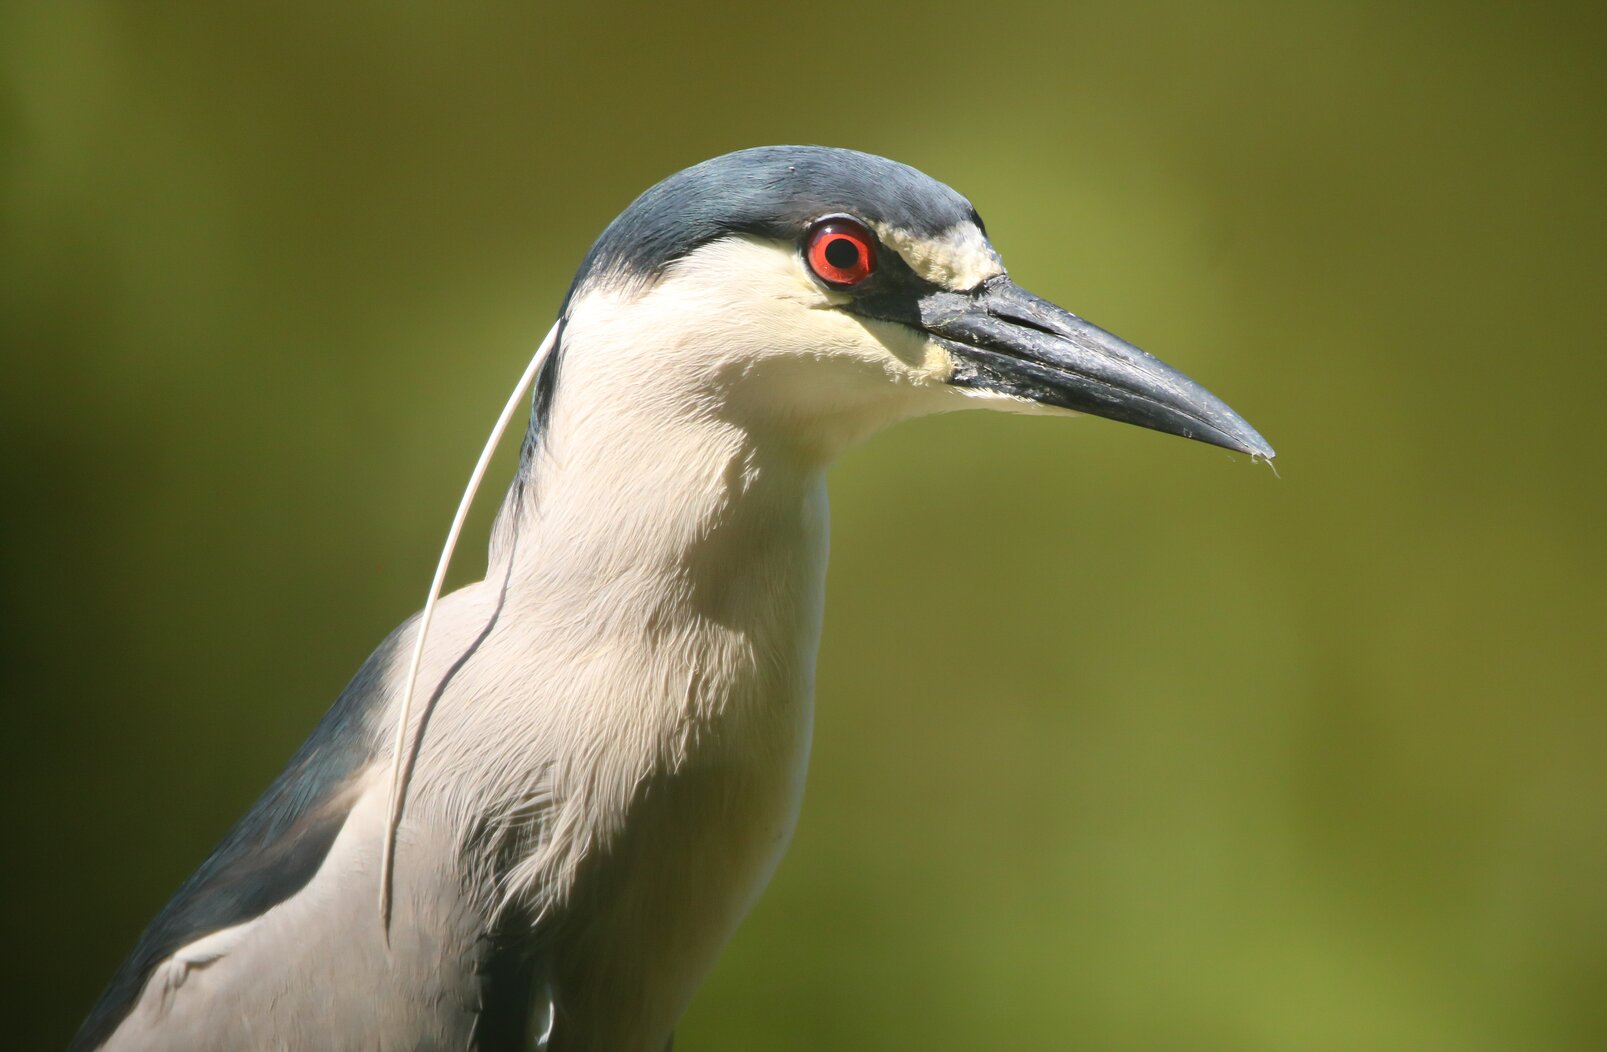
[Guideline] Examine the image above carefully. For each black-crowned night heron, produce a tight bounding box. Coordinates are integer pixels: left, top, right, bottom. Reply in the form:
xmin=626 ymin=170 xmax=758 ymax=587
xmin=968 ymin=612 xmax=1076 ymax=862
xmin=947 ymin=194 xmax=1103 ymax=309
xmin=73 ymin=145 xmax=1273 ymax=1051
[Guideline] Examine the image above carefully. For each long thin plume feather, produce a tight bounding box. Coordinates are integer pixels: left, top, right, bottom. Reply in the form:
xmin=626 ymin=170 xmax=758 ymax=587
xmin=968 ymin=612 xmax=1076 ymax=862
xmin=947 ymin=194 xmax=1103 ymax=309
xmin=379 ymin=320 xmax=562 ymax=932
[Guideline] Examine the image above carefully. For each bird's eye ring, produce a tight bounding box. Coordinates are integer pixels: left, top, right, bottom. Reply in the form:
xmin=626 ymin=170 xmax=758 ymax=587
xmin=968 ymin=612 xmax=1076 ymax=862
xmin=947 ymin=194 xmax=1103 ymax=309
xmin=805 ymin=217 xmax=876 ymax=288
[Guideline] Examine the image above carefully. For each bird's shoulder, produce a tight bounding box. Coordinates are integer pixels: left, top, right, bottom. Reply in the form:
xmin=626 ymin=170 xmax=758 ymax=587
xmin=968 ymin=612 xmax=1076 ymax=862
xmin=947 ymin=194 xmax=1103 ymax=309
xmin=69 ymin=627 xmax=400 ymax=1050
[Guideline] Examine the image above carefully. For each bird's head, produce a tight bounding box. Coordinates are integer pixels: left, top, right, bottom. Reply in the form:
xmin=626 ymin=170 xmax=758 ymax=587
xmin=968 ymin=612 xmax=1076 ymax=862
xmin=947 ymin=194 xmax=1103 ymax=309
xmin=555 ymin=146 xmax=1273 ymax=463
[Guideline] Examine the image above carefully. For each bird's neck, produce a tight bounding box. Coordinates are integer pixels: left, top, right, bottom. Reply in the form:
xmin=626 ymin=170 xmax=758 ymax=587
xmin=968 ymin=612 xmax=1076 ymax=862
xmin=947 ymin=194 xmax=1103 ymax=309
xmin=489 ymin=374 xmax=832 ymax=660
xmin=451 ymin=365 xmax=831 ymax=1014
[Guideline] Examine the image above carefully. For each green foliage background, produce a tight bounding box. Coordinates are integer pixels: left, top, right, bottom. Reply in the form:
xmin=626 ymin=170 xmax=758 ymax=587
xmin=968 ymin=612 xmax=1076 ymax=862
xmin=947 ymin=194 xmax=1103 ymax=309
xmin=4 ymin=3 xmax=1604 ymax=1048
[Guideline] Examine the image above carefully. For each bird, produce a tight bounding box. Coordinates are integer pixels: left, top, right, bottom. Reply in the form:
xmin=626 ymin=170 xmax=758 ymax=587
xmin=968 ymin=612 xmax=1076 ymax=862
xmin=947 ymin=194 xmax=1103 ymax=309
xmin=72 ymin=145 xmax=1274 ymax=1052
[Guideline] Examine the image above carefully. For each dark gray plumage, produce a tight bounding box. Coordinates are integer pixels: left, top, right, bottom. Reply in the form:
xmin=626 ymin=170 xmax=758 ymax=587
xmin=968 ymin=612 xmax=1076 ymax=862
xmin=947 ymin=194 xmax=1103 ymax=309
xmin=71 ymin=637 xmax=391 ymax=1051
xmin=568 ymin=145 xmax=981 ymax=299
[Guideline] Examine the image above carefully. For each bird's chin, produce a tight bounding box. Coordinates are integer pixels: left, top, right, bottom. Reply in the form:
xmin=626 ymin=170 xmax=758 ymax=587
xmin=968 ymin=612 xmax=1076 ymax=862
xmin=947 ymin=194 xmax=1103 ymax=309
xmin=943 ymin=383 xmax=1085 ymax=417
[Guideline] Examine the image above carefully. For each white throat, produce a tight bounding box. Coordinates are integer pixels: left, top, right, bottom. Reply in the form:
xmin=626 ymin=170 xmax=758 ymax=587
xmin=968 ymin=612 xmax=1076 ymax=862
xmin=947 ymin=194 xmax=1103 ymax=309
xmin=463 ymin=281 xmax=842 ymax=930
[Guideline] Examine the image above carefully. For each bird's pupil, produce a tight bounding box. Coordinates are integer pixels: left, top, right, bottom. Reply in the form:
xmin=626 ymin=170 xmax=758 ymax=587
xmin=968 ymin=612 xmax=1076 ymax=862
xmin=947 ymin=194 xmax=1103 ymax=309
xmin=824 ymin=237 xmax=859 ymax=269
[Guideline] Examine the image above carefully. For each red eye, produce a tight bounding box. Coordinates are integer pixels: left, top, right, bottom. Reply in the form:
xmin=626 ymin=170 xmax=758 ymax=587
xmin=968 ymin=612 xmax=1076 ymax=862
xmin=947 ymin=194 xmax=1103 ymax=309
xmin=805 ymin=218 xmax=876 ymax=287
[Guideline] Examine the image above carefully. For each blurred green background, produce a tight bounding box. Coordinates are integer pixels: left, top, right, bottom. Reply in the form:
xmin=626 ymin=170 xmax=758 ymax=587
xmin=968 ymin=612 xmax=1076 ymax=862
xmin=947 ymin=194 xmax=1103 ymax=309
xmin=4 ymin=2 xmax=1604 ymax=1048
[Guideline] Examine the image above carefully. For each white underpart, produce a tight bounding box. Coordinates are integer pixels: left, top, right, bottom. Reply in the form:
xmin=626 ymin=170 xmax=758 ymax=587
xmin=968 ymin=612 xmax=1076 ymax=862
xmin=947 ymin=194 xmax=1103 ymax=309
xmin=482 ymin=235 xmax=972 ymax=914
xmin=379 ymin=236 xmax=967 ymax=920
xmin=872 ymin=220 xmax=1003 ymax=290
xmin=416 ymin=236 xmax=980 ymax=1044
xmin=111 ymin=234 xmax=1016 ymax=1051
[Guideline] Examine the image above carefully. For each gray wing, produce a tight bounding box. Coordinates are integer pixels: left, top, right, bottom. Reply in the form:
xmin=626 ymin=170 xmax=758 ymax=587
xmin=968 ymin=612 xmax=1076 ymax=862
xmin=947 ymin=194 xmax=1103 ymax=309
xmin=73 ymin=624 xmax=558 ymax=1052
xmin=76 ymin=349 xmax=574 ymax=1050
xmin=69 ymin=632 xmax=395 ymax=1051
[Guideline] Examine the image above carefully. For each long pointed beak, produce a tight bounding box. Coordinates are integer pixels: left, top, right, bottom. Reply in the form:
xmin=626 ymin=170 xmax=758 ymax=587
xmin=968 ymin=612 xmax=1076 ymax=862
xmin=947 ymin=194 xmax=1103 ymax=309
xmin=920 ymin=277 xmax=1275 ymax=458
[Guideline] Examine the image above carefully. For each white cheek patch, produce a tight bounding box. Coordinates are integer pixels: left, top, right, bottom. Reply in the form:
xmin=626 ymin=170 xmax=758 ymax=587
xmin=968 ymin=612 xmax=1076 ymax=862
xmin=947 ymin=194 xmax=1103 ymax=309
xmin=872 ymin=222 xmax=1003 ymax=291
